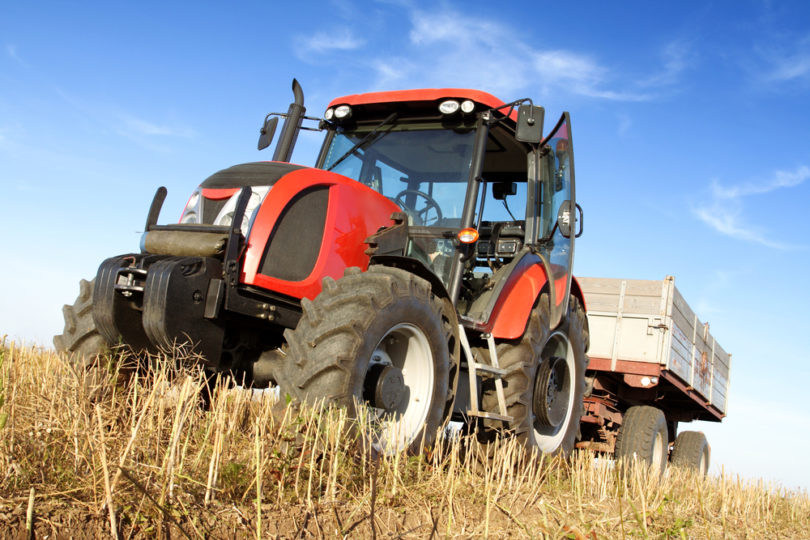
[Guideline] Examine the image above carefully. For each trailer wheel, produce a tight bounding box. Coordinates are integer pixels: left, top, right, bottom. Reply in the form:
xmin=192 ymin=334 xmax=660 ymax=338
xmin=670 ymin=431 xmax=710 ymax=475
xmin=274 ymin=266 xmax=459 ymax=454
xmin=479 ymin=294 xmax=587 ymax=456
xmin=615 ymin=405 xmax=669 ymax=474
xmin=54 ymin=278 xmax=109 ymax=365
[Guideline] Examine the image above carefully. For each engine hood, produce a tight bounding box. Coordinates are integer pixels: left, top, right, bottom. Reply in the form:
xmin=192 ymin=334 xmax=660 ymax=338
xmin=200 ymin=161 xmax=306 ymax=189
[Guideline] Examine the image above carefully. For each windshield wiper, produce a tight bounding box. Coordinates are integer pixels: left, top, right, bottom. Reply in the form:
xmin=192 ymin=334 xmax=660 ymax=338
xmin=326 ymin=112 xmax=398 ymax=171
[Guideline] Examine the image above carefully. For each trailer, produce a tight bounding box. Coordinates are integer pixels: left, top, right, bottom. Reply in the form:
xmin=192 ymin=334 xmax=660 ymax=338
xmin=576 ymin=276 xmax=731 ymax=474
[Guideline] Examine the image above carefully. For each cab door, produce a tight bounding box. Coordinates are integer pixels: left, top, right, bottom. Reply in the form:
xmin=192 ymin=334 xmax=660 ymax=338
xmin=537 ymin=113 xmax=577 ymax=328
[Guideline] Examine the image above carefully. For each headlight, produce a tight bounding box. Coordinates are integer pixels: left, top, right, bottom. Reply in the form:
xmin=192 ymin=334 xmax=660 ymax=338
xmin=214 ymin=186 xmax=271 ymax=237
xmin=439 ymin=100 xmax=460 ymax=114
xmin=180 ymin=189 xmax=202 ymax=224
xmin=334 ymin=105 xmax=352 ymax=120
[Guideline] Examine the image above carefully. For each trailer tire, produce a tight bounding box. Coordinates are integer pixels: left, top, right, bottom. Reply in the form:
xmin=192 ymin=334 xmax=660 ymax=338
xmin=274 ymin=266 xmax=459 ymax=454
xmin=479 ymin=294 xmax=587 ymax=457
xmin=54 ymin=278 xmax=109 ymax=366
xmin=615 ymin=405 xmax=669 ymax=474
xmin=671 ymin=431 xmax=710 ymax=475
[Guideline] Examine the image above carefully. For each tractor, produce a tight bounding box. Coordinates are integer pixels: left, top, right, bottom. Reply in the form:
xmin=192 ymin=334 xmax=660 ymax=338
xmin=55 ymin=80 xmax=588 ymax=455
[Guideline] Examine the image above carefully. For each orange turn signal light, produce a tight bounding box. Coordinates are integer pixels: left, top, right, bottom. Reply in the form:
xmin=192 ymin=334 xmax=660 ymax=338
xmin=457 ymin=228 xmax=479 ymax=244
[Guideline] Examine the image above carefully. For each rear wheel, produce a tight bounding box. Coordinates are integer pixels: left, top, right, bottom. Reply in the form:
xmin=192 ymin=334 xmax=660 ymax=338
xmin=615 ymin=405 xmax=669 ymax=474
xmin=480 ymin=294 xmax=587 ymax=456
xmin=273 ymin=266 xmax=459 ymax=454
xmin=54 ymin=278 xmax=109 ymax=365
xmin=671 ymin=430 xmax=710 ymax=475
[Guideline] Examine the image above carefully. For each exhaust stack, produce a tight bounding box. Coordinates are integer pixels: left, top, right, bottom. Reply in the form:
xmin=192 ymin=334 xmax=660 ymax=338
xmin=272 ymin=79 xmax=306 ymax=163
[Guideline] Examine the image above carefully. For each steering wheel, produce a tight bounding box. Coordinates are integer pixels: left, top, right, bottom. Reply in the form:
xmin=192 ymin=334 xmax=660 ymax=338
xmin=393 ymin=189 xmax=443 ymax=226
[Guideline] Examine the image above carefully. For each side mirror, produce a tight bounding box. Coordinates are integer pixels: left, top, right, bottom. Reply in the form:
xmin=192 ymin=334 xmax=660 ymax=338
xmin=493 ymin=182 xmax=517 ymax=200
xmin=257 ymin=116 xmax=279 ymax=151
xmin=516 ymin=105 xmax=544 ymax=144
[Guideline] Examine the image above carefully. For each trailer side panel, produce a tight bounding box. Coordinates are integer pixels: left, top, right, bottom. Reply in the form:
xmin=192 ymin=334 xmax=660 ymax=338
xmin=579 ymin=276 xmax=731 ymax=416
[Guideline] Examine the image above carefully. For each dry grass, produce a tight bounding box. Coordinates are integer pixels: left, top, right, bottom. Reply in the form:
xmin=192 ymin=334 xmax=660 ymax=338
xmin=0 ymin=338 xmax=807 ymax=538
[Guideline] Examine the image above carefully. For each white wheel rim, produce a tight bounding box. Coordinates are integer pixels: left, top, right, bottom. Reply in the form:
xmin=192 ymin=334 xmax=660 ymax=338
xmin=368 ymin=323 xmax=434 ymax=453
xmin=532 ymin=333 xmax=576 ymax=453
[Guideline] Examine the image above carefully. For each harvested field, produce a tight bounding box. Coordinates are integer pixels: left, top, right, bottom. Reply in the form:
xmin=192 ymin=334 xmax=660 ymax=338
xmin=0 ymin=339 xmax=807 ymax=538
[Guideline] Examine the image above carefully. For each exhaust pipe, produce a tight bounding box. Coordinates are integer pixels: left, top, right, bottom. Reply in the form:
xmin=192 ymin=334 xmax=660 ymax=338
xmin=272 ymin=79 xmax=306 ymax=163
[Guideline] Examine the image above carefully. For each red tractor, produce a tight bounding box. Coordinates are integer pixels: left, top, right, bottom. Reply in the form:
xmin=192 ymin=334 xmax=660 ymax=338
xmin=56 ymin=80 xmax=588 ymax=455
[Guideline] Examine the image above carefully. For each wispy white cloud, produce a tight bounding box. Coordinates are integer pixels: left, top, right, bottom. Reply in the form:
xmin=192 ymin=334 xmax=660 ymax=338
xmin=53 ymin=88 xmax=195 ymax=151
xmin=370 ymin=57 xmax=414 ymax=88
xmin=616 ymin=113 xmax=632 ymax=137
xmin=297 ymin=28 xmax=364 ymax=57
xmin=408 ymin=9 xmax=498 ymax=46
xmin=756 ymin=34 xmax=810 ymax=85
xmin=297 ymin=7 xmax=687 ymax=101
xmin=711 ymin=166 xmax=810 ymax=198
xmin=116 ymin=113 xmax=196 ymax=138
xmin=693 ymin=166 xmax=809 ymax=249
xmin=693 ymin=200 xmax=787 ymax=249
xmin=638 ymin=40 xmax=694 ymax=89
xmin=5 ymin=44 xmax=29 ymax=67
xmin=366 ymin=8 xmax=686 ymax=101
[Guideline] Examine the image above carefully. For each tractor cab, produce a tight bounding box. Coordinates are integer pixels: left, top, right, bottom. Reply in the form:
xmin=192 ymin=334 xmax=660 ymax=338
xmin=311 ymin=89 xmax=581 ymax=333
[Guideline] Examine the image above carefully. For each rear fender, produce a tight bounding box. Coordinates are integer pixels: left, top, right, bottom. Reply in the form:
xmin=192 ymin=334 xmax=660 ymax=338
xmin=490 ymin=270 xmax=585 ymax=340
xmin=570 ymin=275 xmax=587 ymax=312
xmin=489 ymin=260 xmax=549 ymax=340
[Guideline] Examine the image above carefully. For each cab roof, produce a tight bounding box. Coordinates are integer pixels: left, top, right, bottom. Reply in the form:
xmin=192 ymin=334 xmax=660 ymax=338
xmin=327 ymin=88 xmax=517 ymax=121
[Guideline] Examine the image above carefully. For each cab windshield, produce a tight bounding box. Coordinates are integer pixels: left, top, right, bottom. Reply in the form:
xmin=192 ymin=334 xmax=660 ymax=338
xmin=322 ymin=122 xmax=476 ymax=228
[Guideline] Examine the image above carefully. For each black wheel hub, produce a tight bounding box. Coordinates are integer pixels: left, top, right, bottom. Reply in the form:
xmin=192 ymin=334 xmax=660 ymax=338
xmin=533 ymin=356 xmax=570 ymax=428
xmin=364 ymin=363 xmax=407 ymax=411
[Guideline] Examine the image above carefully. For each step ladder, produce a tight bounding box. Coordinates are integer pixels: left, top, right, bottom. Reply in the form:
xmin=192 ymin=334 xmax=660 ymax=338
xmin=458 ymin=324 xmax=513 ymax=423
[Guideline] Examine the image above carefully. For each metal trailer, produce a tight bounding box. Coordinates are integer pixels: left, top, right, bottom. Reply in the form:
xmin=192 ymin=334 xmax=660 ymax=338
xmin=576 ymin=276 xmax=731 ymax=472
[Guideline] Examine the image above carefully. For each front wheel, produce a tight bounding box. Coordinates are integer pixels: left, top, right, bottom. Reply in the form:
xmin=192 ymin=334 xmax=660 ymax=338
xmin=273 ymin=266 xmax=459 ymax=454
xmin=54 ymin=278 xmax=109 ymax=365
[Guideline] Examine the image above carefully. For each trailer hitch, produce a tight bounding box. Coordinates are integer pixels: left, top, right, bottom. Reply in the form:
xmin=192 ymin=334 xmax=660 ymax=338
xmin=114 ymin=267 xmax=148 ymax=297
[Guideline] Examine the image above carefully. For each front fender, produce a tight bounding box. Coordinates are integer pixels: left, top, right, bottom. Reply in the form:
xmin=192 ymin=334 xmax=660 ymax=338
xmin=242 ymin=167 xmax=400 ymax=300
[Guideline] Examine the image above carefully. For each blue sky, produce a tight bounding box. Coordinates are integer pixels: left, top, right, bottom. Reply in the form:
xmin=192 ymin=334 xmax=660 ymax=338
xmin=2 ymin=1 xmax=809 ymax=490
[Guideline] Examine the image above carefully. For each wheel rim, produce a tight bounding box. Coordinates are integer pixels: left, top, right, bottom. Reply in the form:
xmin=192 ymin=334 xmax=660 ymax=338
xmin=531 ymin=333 xmax=576 ymax=453
xmin=533 ymin=355 xmax=570 ymax=428
xmin=364 ymin=323 xmax=434 ymax=453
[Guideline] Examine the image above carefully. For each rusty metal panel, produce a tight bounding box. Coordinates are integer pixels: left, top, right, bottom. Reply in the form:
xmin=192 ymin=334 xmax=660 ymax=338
xmin=579 ymin=276 xmax=731 ymax=416
xmin=668 ymin=320 xmax=693 ymax=383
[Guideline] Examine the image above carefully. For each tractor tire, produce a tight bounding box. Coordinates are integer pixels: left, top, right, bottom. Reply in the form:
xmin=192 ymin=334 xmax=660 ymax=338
xmin=479 ymin=294 xmax=587 ymax=456
xmin=615 ymin=405 xmax=669 ymax=474
xmin=572 ymin=292 xmax=590 ymax=353
xmin=670 ymin=430 xmax=710 ymax=475
xmin=54 ymin=278 xmax=109 ymax=366
xmin=273 ymin=266 xmax=459 ymax=454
